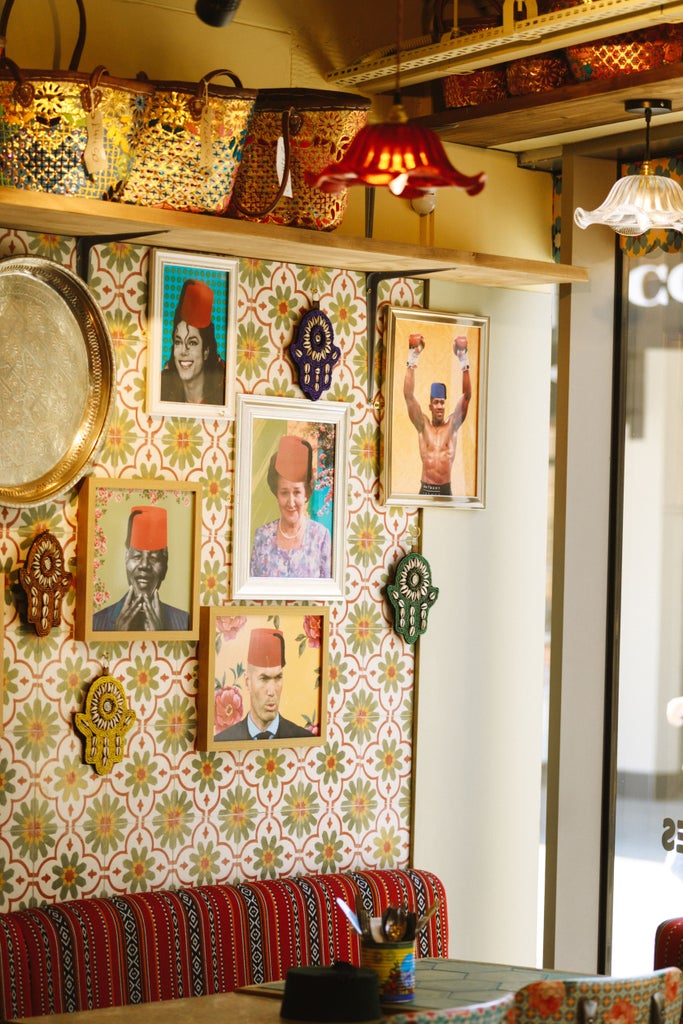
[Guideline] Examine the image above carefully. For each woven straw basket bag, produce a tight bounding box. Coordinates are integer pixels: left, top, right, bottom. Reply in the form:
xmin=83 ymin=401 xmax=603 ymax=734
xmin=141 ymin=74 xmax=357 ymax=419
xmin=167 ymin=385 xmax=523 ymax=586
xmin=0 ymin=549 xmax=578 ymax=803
xmin=114 ymin=69 xmax=257 ymax=214
xmin=227 ymin=87 xmax=370 ymax=231
xmin=0 ymin=0 xmax=153 ymax=198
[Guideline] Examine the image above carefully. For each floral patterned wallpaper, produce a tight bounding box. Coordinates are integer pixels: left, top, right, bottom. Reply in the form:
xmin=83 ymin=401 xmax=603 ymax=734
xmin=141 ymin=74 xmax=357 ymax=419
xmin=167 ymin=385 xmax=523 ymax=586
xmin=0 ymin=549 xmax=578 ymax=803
xmin=0 ymin=225 xmax=422 ymax=912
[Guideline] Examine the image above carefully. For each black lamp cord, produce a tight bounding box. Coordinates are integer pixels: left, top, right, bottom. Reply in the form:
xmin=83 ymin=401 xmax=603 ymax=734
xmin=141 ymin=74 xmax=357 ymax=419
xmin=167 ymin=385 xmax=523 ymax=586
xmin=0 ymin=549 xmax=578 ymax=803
xmin=643 ymin=106 xmax=652 ymax=164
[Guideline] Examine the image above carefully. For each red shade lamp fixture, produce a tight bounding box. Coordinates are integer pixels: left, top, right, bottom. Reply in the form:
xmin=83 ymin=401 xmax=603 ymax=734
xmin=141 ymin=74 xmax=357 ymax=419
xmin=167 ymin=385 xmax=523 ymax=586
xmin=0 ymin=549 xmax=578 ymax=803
xmin=312 ymin=93 xmax=486 ymax=199
xmin=311 ymin=2 xmax=486 ymax=200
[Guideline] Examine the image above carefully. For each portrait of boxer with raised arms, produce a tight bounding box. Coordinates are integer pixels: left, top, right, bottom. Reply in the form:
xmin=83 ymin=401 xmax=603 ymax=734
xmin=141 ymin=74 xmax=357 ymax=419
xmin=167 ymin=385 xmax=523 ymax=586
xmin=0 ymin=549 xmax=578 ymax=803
xmin=403 ymin=333 xmax=471 ymax=497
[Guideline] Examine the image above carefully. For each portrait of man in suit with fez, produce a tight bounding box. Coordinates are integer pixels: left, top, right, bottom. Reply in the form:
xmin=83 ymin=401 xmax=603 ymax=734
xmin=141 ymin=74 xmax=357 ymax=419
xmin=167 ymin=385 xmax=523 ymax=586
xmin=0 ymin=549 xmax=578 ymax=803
xmin=213 ymin=627 xmax=311 ymax=742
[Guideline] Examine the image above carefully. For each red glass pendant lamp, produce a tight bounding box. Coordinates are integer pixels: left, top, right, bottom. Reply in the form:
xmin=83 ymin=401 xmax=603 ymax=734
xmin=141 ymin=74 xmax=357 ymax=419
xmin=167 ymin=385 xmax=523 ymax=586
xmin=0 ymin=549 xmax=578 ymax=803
xmin=311 ymin=1 xmax=486 ymax=200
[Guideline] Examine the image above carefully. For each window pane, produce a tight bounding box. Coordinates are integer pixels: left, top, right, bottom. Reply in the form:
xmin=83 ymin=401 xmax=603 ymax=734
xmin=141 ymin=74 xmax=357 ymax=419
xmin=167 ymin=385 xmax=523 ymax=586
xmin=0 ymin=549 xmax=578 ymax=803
xmin=611 ymin=250 xmax=683 ymax=974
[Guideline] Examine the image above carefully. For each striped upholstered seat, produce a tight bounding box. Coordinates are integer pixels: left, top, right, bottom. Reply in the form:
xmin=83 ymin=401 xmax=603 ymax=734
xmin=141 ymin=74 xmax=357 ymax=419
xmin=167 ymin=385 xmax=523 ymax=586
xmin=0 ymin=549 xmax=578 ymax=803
xmin=0 ymin=867 xmax=447 ymax=1019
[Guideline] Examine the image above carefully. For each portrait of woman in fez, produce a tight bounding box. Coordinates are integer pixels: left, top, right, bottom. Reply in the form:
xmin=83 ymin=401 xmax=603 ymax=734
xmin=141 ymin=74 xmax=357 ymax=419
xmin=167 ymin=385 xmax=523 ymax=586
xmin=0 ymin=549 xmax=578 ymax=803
xmin=250 ymin=434 xmax=331 ymax=580
xmin=231 ymin=395 xmax=350 ymax=601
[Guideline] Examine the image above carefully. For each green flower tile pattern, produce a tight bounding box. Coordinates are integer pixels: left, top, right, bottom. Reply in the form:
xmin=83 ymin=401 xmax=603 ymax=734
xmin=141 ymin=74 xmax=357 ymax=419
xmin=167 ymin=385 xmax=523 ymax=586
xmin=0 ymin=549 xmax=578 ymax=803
xmin=0 ymin=231 xmax=423 ymax=909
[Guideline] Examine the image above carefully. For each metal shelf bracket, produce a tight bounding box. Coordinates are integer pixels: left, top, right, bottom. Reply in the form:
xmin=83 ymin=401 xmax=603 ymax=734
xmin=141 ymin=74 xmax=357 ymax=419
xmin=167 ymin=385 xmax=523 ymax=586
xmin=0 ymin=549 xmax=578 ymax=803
xmin=75 ymin=231 xmax=168 ymax=282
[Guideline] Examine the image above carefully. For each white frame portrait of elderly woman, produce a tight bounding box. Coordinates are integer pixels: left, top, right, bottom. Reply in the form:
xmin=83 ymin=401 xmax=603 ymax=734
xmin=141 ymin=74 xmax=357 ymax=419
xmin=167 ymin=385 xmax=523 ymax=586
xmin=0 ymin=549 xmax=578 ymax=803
xmin=232 ymin=395 xmax=350 ymax=601
xmin=147 ymin=248 xmax=238 ymax=420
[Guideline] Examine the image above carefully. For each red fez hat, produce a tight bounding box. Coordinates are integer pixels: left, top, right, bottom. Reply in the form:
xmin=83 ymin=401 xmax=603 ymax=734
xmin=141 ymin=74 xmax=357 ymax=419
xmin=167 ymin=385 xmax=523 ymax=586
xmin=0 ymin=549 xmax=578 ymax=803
xmin=178 ymin=279 xmax=214 ymax=329
xmin=274 ymin=435 xmax=312 ymax=484
xmin=248 ymin=629 xmax=286 ymax=668
xmin=127 ymin=506 xmax=168 ymax=551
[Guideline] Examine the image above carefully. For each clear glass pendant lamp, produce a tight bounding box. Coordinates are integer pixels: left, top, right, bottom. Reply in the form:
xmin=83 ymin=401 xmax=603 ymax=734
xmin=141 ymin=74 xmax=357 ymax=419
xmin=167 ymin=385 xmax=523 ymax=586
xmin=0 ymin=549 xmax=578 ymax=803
xmin=574 ymin=99 xmax=683 ymax=237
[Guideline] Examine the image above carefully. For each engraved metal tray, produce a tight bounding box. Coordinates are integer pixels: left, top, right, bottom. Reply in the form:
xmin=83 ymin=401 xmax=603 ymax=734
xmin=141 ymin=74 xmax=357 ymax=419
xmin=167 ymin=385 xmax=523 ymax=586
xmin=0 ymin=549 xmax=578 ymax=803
xmin=0 ymin=256 xmax=115 ymax=507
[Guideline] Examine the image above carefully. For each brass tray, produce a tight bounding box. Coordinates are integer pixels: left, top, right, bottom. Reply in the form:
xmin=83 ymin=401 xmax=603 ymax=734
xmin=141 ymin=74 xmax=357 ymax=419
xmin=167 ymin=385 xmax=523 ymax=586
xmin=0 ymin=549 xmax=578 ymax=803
xmin=0 ymin=256 xmax=115 ymax=507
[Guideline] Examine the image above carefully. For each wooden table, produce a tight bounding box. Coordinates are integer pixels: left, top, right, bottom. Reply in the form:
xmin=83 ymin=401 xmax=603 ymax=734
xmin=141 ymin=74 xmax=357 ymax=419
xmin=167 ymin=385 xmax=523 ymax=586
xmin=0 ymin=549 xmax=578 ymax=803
xmin=15 ymin=957 xmax=577 ymax=1023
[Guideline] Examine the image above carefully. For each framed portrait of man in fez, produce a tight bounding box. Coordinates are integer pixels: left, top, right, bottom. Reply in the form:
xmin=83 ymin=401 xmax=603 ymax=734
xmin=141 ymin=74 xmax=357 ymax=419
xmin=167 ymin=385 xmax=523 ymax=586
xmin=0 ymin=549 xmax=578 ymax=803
xmin=76 ymin=477 xmax=201 ymax=643
xmin=383 ymin=306 xmax=489 ymax=510
xmin=196 ymin=604 xmax=329 ymax=751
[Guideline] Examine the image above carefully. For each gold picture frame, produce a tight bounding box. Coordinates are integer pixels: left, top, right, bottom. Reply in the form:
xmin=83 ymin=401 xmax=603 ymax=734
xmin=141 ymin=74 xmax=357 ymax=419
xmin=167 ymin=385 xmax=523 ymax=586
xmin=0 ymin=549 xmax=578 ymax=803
xmin=383 ymin=306 xmax=489 ymax=509
xmin=196 ymin=604 xmax=329 ymax=751
xmin=76 ymin=477 xmax=202 ymax=643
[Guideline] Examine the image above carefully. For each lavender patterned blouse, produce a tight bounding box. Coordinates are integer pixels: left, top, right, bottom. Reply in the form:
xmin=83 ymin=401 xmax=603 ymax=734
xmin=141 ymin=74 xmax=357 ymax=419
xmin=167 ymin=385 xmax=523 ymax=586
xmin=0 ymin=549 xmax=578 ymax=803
xmin=250 ymin=518 xmax=331 ymax=578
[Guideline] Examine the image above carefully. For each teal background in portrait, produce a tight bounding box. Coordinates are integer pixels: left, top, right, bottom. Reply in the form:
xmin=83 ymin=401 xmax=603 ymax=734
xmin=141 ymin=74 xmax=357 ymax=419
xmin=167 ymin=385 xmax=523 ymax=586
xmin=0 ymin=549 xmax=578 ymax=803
xmin=161 ymin=262 xmax=229 ymax=368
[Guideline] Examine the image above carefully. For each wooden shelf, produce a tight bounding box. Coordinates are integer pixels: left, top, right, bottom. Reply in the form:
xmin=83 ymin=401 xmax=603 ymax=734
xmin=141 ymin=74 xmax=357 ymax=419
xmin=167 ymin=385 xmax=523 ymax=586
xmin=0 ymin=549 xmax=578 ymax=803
xmin=328 ymin=0 xmax=683 ymax=89
xmin=0 ymin=188 xmax=587 ymax=289
xmin=418 ymin=61 xmax=683 ymax=152
xmin=329 ymin=0 xmax=683 ymax=159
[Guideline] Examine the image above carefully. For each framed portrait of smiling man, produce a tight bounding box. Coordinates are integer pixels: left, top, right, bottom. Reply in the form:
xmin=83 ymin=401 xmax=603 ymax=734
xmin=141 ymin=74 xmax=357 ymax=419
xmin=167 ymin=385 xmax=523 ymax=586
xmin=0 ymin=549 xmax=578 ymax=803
xmin=383 ymin=306 xmax=489 ymax=510
xmin=76 ymin=477 xmax=202 ymax=643
xmin=147 ymin=249 xmax=238 ymax=420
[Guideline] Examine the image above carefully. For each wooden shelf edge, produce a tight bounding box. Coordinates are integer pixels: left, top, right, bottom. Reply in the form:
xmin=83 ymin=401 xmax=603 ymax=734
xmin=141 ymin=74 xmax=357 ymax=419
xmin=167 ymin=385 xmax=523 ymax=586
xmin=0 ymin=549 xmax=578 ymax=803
xmin=0 ymin=188 xmax=588 ymax=289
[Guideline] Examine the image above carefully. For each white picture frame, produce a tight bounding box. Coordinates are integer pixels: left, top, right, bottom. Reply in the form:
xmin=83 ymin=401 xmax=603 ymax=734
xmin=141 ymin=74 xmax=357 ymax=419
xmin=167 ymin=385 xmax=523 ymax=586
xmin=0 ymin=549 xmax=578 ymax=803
xmin=232 ymin=394 xmax=350 ymax=601
xmin=147 ymin=248 xmax=238 ymax=419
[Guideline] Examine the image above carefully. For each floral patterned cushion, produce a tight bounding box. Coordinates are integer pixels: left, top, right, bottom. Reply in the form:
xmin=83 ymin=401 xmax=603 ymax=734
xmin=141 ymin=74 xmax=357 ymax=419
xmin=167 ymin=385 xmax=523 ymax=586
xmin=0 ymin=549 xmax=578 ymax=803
xmin=382 ymin=992 xmax=515 ymax=1024
xmin=514 ymin=968 xmax=683 ymax=1024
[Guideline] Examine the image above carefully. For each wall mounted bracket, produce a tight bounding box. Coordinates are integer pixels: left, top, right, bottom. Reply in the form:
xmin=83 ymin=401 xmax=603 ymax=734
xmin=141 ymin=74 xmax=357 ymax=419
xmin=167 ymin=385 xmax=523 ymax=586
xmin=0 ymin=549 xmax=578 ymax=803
xmin=75 ymin=231 xmax=168 ymax=282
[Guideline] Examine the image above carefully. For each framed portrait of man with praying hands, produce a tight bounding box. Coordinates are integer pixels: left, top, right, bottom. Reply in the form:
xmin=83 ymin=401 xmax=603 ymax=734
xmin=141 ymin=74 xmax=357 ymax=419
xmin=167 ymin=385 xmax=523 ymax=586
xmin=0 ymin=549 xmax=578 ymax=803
xmin=75 ymin=476 xmax=202 ymax=643
xmin=383 ymin=306 xmax=489 ymax=510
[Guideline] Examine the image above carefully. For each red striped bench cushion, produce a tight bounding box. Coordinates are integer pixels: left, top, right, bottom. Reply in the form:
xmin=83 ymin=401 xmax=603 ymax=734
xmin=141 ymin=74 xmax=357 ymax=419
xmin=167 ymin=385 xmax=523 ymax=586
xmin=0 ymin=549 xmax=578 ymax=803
xmin=0 ymin=910 xmax=33 ymax=1019
xmin=0 ymin=868 xmax=448 ymax=1018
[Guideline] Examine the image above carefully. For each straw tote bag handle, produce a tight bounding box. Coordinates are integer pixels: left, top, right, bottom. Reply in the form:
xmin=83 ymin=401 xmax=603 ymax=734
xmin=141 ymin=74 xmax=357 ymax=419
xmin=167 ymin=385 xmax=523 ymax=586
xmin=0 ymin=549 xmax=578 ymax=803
xmin=229 ymin=105 xmax=303 ymax=219
xmin=0 ymin=0 xmax=87 ymax=70
xmin=186 ymin=67 xmax=244 ymax=119
xmin=2 ymin=57 xmax=111 ymax=112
